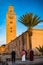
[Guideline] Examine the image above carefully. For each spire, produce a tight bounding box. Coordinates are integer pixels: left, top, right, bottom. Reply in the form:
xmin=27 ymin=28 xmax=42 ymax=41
xmin=8 ymin=5 xmax=14 ymax=13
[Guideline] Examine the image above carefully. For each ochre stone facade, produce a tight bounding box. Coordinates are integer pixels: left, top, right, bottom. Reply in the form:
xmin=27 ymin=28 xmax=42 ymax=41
xmin=6 ymin=5 xmax=16 ymax=44
xmin=32 ymin=29 xmax=43 ymax=48
xmin=4 ymin=29 xmax=43 ymax=57
xmin=0 ymin=29 xmax=43 ymax=57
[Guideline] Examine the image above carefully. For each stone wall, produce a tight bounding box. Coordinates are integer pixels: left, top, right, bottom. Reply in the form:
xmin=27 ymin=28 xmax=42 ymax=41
xmin=0 ymin=29 xmax=43 ymax=58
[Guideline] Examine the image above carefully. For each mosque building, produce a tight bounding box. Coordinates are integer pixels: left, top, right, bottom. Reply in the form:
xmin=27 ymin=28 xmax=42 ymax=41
xmin=0 ymin=5 xmax=43 ymax=57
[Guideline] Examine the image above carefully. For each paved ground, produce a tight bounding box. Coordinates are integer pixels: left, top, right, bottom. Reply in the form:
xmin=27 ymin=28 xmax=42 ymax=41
xmin=8 ymin=58 xmax=43 ymax=65
xmin=0 ymin=58 xmax=43 ymax=65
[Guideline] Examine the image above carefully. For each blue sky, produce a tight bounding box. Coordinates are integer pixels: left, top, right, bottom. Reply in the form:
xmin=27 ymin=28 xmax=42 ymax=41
xmin=0 ymin=0 xmax=43 ymax=46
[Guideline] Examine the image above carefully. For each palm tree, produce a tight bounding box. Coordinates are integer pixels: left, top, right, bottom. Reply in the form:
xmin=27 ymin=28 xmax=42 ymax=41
xmin=19 ymin=13 xmax=43 ymax=50
xmin=36 ymin=45 xmax=43 ymax=55
xmin=1 ymin=44 xmax=6 ymax=46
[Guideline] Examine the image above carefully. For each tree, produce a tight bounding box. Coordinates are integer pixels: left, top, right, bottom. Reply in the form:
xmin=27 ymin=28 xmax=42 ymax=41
xmin=1 ymin=44 xmax=6 ymax=46
xmin=19 ymin=13 xmax=43 ymax=50
xmin=36 ymin=46 xmax=43 ymax=55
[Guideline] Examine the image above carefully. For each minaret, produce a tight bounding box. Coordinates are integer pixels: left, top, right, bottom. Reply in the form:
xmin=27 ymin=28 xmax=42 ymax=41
xmin=6 ymin=5 xmax=16 ymax=44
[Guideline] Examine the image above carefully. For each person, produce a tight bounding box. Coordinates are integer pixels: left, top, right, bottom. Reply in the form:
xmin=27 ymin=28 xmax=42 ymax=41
xmin=11 ymin=49 xmax=16 ymax=63
xmin=25 ymin=50 xmax=27 ymax=60
xmin=29 ymin=49 xmax=34 ymax=61
xmin=21 ymin=49 xmax=26 ymax=61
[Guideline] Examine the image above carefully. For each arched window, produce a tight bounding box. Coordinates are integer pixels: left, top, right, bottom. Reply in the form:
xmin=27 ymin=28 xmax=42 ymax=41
xmin=10 ymin=21 xmax=13 ymax=24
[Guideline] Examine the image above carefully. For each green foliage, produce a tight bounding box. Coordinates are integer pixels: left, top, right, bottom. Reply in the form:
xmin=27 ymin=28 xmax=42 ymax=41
xmin=1 ymin=44 xmax=6 ymax=46
xmin=36 ymin=46 xmax=43 ymax=55
xmin=19 ymin=13 xmax=43 ymax=28
xmin=19 ymin=12 xmax=43 ymax=50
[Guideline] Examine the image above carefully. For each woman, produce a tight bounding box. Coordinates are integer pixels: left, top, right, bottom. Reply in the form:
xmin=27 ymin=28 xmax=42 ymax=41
xmin=21 ymin=49 xmax=26 ymax=61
